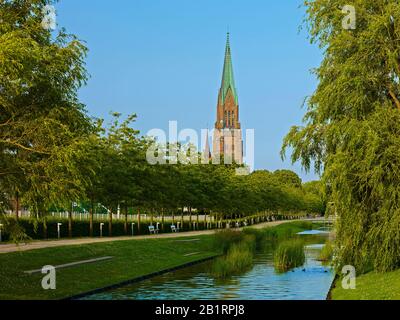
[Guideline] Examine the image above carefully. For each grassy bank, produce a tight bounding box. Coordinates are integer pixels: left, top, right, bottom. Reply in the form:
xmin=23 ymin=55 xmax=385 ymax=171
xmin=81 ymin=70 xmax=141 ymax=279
xmin=0 ymin=221 xmax=314 ymax=300
xmin=0 ymin=235 xmax=219 ymax=300
xmin=331 ymin=269 xmax=400 ymax=300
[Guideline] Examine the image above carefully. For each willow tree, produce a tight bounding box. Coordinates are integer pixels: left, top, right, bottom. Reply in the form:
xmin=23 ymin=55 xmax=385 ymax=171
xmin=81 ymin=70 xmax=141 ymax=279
xmin=282 ymin=0 xmax=400 ymax=272
xmin=0 ymin=0 xmax=93 ymax=239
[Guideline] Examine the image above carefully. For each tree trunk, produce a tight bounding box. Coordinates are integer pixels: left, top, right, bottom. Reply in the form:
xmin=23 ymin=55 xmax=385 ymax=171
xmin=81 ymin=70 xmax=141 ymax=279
xmin=161 ymin=208 xmax=165 ymax=231
xmin=15 ymin=192 xmax=20 ymax=221
xmin=124 ymin=205 xmax=128 ymax=235
xmin=89 ymin=198 xmax=94 ymax=237
xmin=181 ymin=208 xmax=184 ymax=230
xmin=108 ymin=209 xmax=113 ymax=237
xmin=189 ymin=207 xmax=192 ymax=229
xmin=43 ymin=217 xmax=47 ymax=240
xmin=68 ymin=207 xmax=73 ymax=239
xmin=137 ymin=208 xmax=141 ymax=235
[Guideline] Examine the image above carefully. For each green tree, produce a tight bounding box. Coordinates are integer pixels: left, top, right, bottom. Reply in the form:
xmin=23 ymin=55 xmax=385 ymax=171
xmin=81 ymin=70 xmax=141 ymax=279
xmin=282 ymin=0 xmax=400 ymax=272
xmin=0 ymin=0 xmax=93 ymax=236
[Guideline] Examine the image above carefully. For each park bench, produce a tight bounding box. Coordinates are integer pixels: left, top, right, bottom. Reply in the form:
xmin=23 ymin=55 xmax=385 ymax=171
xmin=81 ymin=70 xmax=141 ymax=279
xmin=149 ymin=225 xmax=159 ymax=235
xmin=171 ymin=225 xmax=180 ymax=233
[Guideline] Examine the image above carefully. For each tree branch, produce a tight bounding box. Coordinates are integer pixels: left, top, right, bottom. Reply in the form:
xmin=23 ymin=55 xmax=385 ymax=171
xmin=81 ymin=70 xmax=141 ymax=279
xmin=0 ymin=140 xmax=51 ymax=155
xmin=389 ymin=89 xmax=400 ymax=110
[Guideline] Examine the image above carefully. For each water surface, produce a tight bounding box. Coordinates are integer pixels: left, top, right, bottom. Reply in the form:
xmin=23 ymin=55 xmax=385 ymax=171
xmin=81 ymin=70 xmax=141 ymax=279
xmin=84 ymin=233 xmax=334 ymax=300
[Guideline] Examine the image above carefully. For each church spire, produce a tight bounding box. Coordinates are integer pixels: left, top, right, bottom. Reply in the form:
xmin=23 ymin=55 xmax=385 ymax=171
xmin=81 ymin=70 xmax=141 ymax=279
xmin=220 ymin=32 xmax=238 ymax=105
xmin=203 ymin=128 xmax=211 ymax=162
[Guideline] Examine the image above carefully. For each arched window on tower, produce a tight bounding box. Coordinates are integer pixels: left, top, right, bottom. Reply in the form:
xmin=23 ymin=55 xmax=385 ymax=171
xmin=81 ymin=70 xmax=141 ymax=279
xmin=232 ymin=112 xmax=235 ymax=127
xmin=224 ymin=111 xmax=228 ymax=127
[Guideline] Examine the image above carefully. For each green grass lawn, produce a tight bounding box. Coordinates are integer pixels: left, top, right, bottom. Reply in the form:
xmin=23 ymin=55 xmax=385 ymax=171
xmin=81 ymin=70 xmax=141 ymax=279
xmin=0 ymin=235 xmax=220 ymax=300
xmin=331 ymin=269 xmax=400 ymax=300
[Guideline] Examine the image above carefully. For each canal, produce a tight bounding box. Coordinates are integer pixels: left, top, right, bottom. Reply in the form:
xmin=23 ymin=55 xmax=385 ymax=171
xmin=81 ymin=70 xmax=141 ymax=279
xmin=83 ymin=231 xmax=334 ymax=300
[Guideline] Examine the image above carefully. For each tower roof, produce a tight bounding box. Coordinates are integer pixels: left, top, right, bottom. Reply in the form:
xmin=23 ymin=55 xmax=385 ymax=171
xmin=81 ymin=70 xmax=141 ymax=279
xmin=220 ymin=33 xmax=238 ymax=105
xmin=203 ymin=128 xmax=211 ymax=161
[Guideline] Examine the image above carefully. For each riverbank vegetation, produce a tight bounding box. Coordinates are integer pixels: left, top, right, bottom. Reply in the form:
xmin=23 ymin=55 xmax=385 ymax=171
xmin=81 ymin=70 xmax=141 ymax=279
xmin=211 ymin=221 xmax=313 ymax=278
xmin=318 ymin=241 xmax=334 ymax=263
xmin=262 ymin=221 xmax=313 ymax=240
xmin=274 ymin=240 xmax=305 ymax=273
xmin=212 ymin=235 xmax=255 ymax=279
xmin=282 ymin=0 xmax=400 ymax=279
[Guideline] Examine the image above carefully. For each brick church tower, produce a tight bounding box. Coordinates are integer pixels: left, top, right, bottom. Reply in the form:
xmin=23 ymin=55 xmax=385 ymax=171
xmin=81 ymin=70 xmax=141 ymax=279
xmin=212 ymin=33 xmax=243 ymax=164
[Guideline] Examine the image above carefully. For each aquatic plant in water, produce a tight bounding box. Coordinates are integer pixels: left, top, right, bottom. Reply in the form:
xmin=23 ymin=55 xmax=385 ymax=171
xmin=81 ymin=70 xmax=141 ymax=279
xmin=274 ymin=240 xmax=305 ymax=273
xmin=211 ymin=236 xmax=255 ymax=279
xmin=318 ymin=241 xmax=334 ymax=262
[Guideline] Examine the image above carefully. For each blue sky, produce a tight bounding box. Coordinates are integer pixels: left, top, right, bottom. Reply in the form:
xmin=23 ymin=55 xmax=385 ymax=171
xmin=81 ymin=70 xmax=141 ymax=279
xmin=56 ymin=0 xmax=322 ymax=181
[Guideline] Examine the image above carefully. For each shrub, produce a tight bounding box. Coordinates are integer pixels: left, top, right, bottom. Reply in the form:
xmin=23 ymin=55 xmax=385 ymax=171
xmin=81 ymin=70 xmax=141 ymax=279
xmin=274 ymin=240 xmax=305 ymax=273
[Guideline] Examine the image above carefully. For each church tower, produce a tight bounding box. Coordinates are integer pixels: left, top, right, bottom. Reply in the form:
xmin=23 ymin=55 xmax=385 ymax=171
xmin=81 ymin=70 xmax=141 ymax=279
xmin=213 ymin=33 xmax=243 ymax=164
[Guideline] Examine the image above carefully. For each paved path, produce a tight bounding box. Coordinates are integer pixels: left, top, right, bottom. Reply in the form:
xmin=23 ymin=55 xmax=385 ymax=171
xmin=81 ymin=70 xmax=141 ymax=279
xmin=0 ymin=219 xmax=315 ymax=254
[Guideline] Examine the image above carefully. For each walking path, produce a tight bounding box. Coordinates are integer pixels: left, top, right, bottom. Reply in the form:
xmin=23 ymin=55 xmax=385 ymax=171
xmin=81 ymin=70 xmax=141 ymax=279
xmin=0 ymin=219 xmax=318 ymax=254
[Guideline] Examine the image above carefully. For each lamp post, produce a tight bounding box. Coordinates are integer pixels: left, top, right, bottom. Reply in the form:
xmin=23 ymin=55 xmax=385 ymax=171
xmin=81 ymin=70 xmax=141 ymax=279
xmin=57 ymin=223 xmax=62 ymax=239
xmin=131 ymin=223 xmax=135 ymax=236
xmin=100 ymin=223 xmax=104 ymax=238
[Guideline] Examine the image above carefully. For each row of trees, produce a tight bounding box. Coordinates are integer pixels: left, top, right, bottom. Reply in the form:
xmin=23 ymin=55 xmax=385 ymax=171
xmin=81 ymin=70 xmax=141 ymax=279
xmin=0 ymin=0 xmax=324 ymax=242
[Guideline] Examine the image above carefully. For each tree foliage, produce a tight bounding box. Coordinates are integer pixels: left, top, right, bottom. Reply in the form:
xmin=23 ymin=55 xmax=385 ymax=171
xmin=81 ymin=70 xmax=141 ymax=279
xmin=282 ymin=0 xmax=400 ymax=272
xmin=0 ymin=0 xmax=93 ymax=216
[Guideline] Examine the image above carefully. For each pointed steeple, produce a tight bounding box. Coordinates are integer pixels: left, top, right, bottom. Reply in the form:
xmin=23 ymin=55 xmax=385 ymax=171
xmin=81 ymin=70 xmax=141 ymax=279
xmin=203 ymin=128 xmax=211 ymax=163
xmin=220 ymin=32 xmax=238 ymax=104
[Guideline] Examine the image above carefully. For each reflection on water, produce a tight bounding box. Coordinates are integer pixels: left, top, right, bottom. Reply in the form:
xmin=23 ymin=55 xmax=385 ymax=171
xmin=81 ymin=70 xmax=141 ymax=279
xmin=83 ymin=233 xmax=335 ymax=300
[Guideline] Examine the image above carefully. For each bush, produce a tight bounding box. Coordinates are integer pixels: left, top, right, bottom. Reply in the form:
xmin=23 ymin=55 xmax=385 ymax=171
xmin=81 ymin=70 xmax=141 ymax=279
xmin=274 ymin=240 xmax=305 ymax=273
